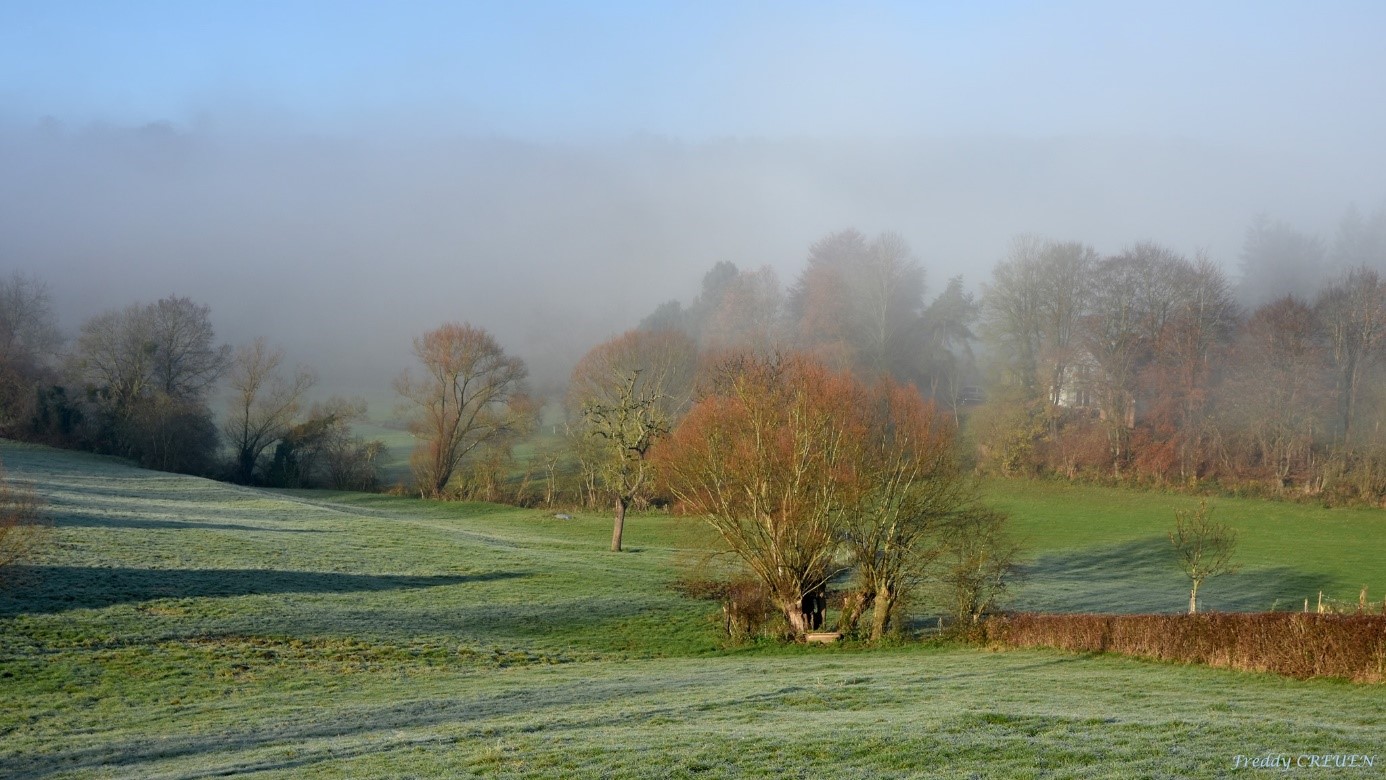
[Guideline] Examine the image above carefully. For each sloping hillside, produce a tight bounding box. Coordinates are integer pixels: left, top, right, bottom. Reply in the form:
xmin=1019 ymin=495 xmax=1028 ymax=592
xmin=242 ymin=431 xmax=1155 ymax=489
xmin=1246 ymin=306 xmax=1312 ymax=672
xmin=1 ymin=442 xmax=1381 ymax=779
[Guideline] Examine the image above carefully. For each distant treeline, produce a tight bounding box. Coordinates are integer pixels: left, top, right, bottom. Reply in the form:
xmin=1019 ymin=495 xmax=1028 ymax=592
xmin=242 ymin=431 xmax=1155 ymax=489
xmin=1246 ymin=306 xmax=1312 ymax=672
xmin=628 ymin=206 xmax=1386 ymax=505
xmin=3 ymin=204 xmax=1386 ymax=504
xmin=2 ymin=291 xmax=383 ymax=490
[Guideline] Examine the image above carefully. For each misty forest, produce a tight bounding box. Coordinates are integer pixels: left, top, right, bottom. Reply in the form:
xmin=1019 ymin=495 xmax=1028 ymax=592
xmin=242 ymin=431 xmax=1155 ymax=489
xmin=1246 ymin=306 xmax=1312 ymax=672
xmin=9 ymin=211 xmax=1386 ymax=502
xmin=2 ymin=3 xmax=1385 ymax=778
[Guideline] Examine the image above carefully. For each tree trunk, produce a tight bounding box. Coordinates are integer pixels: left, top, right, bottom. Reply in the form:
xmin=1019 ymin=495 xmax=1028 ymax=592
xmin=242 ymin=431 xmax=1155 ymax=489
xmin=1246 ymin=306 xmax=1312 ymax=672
xmin=783 ymin=601 xmax=812 ymax=637
xmin=427 ymin=456 xmax=451 ymax=499
xmin=237 ymin=448 xmax=256 ymax=484
xmin=838 ymin=591 xmax=870 ymax=635
xmin=870 ymin=588 xmax=894 ymax=641
xmin=1188 ymin=579 xmax=1200 ymax=614
xmin=610 ymin=494 xmax=626 ymax=552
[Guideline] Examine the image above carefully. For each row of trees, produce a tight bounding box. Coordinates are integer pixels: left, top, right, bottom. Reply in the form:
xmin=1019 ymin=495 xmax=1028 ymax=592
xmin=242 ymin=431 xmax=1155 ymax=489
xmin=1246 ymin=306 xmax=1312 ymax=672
xmin=638 ymin=229 xmax=979 ymax=412
xmin=975 ymin=235 xmax=1386 ymax=500
xmin=10 ymin=209 xmax=1376 ymax=635
xmin=0 ymin=276 xmax=383 ymax=489
xmin=628 ymin=210 xmax=1386 ymax=502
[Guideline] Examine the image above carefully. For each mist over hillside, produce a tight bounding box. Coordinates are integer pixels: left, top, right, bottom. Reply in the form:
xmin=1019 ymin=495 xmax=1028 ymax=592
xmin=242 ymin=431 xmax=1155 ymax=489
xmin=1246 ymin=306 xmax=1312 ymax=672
xmin=3 ymin=118 xmax=1381 ymax=396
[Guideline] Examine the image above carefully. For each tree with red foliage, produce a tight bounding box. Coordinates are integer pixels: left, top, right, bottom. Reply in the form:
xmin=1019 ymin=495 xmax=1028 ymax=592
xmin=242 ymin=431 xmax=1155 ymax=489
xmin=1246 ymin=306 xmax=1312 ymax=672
xmin=658 ymin=354 xmax=857 ymax=636
xmin=658 ymin=353 xmax=990 ymax=639
xmin=837 ymin=378 xmax=973 ymax=639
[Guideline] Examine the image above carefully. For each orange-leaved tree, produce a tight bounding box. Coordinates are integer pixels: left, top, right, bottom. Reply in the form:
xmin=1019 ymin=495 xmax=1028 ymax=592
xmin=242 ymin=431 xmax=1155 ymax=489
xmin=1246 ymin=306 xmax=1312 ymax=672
xmin=837 ymin=378 xmax=974 ymax=640
xmin=659 ymin=351 xmax=999 ymax=640
xmin=657 ymin=353 xmax=867 ymax=637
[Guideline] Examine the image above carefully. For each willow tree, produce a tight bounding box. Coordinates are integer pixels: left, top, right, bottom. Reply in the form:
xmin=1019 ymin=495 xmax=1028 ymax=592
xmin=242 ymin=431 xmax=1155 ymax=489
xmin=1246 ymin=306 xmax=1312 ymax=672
xmin=658 ymin=354 xmax=860 ymax=636
xmin=0 ymin=462 xmax=45 ymax=580
xmin=837 ymin=379 xmax=974 ymax=640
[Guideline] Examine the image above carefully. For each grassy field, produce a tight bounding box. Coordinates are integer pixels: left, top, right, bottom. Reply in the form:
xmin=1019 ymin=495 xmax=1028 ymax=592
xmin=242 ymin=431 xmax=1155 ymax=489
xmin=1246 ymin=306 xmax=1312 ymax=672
xmin=2 ymin=441 xmax=1383 ymax=778
xmin=987 ymin=478 xmax=1386 ymax=613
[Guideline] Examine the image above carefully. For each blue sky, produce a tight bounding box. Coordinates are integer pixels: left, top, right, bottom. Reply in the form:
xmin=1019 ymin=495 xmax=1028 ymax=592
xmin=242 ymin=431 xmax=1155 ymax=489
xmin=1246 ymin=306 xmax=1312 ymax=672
xmin=5 ymin=1 xmax=1384 ymax=143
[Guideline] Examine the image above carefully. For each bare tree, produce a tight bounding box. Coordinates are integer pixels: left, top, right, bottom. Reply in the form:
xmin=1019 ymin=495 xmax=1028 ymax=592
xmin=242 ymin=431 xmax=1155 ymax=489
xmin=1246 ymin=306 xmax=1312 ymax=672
xmin=0 ymin=273 xmax=62 ymax=365
xmin=570 ymin=329 xmax=697 ymax=551
xmin=788 ymin=229 xmax=926 ymax=378
xmin=72 ymin=306 xmax=157 ymax=408
xmin=981 ymin=234 xmax=1046 ymax=395
xmin=853 ymin=231 xmax=926 ymax=377
xmin=71 ymin=295 xmax=229 ymax=472
xmin=1315 ymin=267 xmax=1386 ymax=444
xmin=837 ymin=379 xmax=973 ymax=640
xmin=1143 ymin=255 xmax=1238 ymax=479
xmin=1217 ymin=297 xmax=1331 ymax=491
xmin=982 ymin=236 xmax=1094 ymax=407
xmin=1169 ymin=500 xmax=1239 ymax=614
xmin=394 ymin=323 xmax=529 ymax=498
xmin=1034 ymin=241 xmax=1096 ymax=409
xmin=73 ymin=296 xmax=230 ymax=407
xmin=1082 ymin=244 xmax=1184 ymax=472
xmin=0 ymin=273 xmax=63 ymax=433
xmin=146 ymin=297 xmax=232 ymax=400
xmin=223 ymin=337 xmax=316 ymax=483
xmin=658 ymin=354 xmax=860 ymax=637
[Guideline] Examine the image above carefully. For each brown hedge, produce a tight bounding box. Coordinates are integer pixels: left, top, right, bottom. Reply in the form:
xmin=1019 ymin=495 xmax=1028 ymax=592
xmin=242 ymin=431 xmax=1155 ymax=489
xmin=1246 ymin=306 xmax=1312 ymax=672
xmin=982 ymin=612 xmax=1386 ymax=683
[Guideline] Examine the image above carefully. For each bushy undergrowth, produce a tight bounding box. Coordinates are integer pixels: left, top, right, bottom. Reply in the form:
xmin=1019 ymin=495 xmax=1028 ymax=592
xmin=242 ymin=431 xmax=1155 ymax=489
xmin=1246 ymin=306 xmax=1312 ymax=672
xmin=672 ymin=576 xmax=778 ymax=642
xmin=986 ymin=612 xmax=1386 ymax=682
xmin=0 ymin=463 xmax=46 ymax=577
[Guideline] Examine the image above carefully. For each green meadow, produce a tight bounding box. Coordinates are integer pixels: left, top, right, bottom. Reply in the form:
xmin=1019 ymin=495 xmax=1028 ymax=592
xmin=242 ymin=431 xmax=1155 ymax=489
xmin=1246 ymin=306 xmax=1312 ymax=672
xmin=988 ymin=478 xmax=1386 ymax=614
xmin=2 ymin=440 xmax=1382 ymax=778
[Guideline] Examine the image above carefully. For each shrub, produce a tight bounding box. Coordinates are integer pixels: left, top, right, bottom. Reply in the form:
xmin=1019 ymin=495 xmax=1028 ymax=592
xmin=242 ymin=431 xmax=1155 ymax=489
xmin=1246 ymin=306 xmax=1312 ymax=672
xmin=984 ymin=612 xmax=1386 ymax=683
xmin=0 ymin=464 xmax=47 ymax=581
xmin=672 ymin=575 xmax=775 ymax=643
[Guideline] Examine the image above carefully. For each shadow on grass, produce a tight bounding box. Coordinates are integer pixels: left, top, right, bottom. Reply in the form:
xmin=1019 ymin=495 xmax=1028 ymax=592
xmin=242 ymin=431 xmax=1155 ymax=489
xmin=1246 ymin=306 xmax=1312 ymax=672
xmin=1013 ymin=537 xmax=1326 ymax=614
xmin=0 ymin=567 xmax=527 ymax=616
xmin=52 ymin=516 xmax=325 ymax=533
